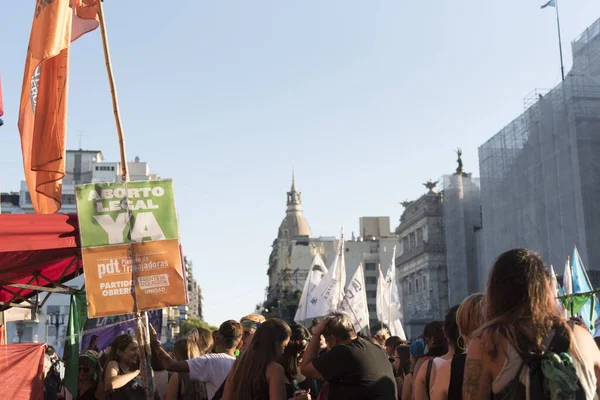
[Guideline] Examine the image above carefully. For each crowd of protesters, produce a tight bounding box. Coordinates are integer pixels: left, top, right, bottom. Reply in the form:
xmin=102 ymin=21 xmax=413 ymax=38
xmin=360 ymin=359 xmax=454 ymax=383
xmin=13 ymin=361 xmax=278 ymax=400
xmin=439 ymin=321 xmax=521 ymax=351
xmin=42 ymin=248 xmax=600 ymax=399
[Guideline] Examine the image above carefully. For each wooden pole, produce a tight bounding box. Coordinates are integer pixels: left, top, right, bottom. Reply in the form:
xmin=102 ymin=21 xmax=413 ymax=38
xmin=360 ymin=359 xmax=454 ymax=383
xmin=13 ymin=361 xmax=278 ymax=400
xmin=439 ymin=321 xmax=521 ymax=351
xmin=97 ymin=1 xmax=152 ymax=398
xmin=97 ymin=0 xmax=129 ymax=182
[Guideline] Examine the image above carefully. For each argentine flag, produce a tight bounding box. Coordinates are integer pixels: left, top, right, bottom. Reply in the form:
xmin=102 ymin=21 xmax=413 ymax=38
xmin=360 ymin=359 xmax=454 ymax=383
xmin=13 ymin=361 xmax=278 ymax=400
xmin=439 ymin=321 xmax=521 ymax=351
xmin=571 ymin=247 xmax=600 ymax=332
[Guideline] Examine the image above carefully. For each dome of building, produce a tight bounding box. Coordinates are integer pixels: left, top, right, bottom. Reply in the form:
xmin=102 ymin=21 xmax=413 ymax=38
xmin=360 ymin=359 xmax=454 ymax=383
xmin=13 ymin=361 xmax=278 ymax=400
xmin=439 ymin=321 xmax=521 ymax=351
xmin=278 ymin=173 xmax=311 ymax=238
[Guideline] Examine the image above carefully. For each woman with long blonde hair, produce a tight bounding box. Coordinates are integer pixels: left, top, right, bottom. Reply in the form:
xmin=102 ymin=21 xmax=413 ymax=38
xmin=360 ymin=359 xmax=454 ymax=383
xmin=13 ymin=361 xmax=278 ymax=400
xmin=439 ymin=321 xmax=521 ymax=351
xmin=223 ymin=318 xmax=291 ymax=400
xmin=167 ymin=327 xmax=213 ymax=400
xmin=462 ymin=249 xmax=600 ymax=399
xmin=431 ymin=293 xmax=484 ymax=400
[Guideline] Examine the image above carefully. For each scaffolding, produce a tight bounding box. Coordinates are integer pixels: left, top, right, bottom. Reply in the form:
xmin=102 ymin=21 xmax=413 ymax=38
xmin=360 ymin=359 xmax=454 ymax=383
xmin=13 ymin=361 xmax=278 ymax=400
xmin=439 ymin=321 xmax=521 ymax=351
xmin=479 ymin=19 xmax=600 ymax=280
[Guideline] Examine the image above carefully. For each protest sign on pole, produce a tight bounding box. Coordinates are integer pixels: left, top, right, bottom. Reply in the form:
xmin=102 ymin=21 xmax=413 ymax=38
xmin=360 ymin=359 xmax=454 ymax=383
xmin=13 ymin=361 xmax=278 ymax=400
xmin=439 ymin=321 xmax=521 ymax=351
xmin=76 ymin=179 xmax=187 ymax=318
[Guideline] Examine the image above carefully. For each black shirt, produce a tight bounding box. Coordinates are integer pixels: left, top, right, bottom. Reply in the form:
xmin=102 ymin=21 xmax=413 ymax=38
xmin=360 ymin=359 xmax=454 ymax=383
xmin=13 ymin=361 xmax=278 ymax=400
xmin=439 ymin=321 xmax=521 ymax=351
xmin=312 ymin=337 xmax=397 ymax=400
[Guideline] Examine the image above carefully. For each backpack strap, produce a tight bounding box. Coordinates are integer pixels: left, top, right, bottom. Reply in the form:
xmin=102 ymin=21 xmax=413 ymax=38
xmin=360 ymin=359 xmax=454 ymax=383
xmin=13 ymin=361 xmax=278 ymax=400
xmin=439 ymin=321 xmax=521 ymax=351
xmin=425 ymin=358 xmax=434 ymax=398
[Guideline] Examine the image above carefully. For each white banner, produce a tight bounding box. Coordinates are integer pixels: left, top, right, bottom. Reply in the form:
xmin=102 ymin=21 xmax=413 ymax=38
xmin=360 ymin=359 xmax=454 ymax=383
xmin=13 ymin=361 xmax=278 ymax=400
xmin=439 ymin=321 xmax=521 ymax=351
xmin=311 ymin=236 xmax=346 ymax=318
xmin=340 ymin=264 xmax=370 ymax=333
xmin=295 ymin=253 xmax=328 ymax=322
xmin=376 ymin=247 xmax=406 ymax=339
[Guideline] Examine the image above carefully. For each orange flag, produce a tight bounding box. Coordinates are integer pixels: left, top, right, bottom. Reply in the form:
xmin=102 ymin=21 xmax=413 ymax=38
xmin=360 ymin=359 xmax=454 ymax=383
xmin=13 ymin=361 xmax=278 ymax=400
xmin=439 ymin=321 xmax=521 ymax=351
xmin=18 ymin=0 xmax=99 ymax=214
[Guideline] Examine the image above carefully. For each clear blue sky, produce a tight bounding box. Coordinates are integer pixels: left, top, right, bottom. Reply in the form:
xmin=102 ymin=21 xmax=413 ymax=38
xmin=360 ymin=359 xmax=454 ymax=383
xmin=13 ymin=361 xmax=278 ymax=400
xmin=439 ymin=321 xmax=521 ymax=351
xmin=1 ymin=0 xmax=599 ymax=325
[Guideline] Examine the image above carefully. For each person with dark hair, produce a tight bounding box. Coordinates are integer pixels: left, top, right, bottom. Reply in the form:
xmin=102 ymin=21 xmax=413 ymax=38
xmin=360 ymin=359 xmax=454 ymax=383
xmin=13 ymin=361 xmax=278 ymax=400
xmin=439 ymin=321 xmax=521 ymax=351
xmin=301 ymin=312 xmax=397 ymax=399
xmin=414 ymin=306 xmax=460 ymax=399
xmin=412 ymin=321 xmax=447 ymax=390
xmin=150 ymin=321 xmax=243 ymax=400
xmin=385 ymin=336 xmax=404 ymax=358
xmin=394 ymin=345 xmax=411 ymax=399
xmin=223 ymin=318 xmax=293 ymax=400
xmin=87 ymin=335 xmax=100 ymax=353
xmin=278 ymin=323 xmax=312 ymax=399
xmin=463 ymin=249 xmax=600 ymax=399
xmin=104 ymin=334 xmax=145 ymax=400
xmin=76 ymin=350 xmax=103 ymax=400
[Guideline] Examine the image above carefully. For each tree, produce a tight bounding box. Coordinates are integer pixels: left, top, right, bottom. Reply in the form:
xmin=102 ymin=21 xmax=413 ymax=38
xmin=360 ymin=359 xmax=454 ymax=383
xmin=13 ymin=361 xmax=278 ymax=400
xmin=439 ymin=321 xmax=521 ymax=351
xmin=180 ymin=318 xmax=217 ymax=335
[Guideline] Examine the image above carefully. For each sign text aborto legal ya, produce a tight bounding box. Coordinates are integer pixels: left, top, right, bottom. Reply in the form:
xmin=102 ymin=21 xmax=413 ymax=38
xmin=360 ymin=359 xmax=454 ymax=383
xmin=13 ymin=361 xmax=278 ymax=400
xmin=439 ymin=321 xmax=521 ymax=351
xmin=76 ymin=179 xmax=179 ymax=248
xmin=76 ymin=179 xmax=187 ymax=318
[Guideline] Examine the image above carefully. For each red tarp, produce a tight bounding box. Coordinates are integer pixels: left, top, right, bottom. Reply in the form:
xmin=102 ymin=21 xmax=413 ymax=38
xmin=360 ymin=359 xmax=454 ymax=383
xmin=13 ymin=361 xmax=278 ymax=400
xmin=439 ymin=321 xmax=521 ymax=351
xmin=0 ymin=214 xmax=81 ymax=305
xmin=0 ymin=343 xmax=46 ymax=399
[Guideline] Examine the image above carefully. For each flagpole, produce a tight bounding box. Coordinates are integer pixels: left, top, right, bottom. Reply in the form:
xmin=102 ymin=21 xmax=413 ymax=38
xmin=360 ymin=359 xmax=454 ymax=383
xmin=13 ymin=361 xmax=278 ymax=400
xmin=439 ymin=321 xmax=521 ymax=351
xmin=337 ymin=230 xmax=344 ymax=311
xmin=388 ymin=246 xmax=396 ymax=333
xmin=97 ymin=0 xmax=129 ymax=181
xmin=97 ymin=1 xmax=152 ymax=398
xmin=555 ymin=0 xmax=565 ymax=81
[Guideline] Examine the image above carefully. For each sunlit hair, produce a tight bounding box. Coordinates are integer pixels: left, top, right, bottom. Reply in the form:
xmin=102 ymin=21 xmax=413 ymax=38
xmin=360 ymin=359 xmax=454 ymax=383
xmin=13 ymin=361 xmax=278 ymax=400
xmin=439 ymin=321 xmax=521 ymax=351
xmin=323 ymin=312 xmax=356 ymax=340
xmin=478 ymin=248 xmax=569 ymax=359
xmin=187 ymin=327 xmax=213 ymax=357
xmin=227 ymin=318 xmax=291 ymax=400
xmin=172 ymin=335 xmax=208 ymax=398
xmin=240 ymin=314 xmax=266 ymax=324
xmin=456 ymin=293 xmax=484 ymax=338
xmin=107 ymin=334 xmax=135 ymax=366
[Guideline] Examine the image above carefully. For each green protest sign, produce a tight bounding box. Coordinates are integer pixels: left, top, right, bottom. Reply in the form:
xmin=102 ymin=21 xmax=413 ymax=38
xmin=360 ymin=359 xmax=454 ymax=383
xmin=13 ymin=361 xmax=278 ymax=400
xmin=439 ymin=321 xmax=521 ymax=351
xmin=76 ymin=179 xmax=179 ymax=248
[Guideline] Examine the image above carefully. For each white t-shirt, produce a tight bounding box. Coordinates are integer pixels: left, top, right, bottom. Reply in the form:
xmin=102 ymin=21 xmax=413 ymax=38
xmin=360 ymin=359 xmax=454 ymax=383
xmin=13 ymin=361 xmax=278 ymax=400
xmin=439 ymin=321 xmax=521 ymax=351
xmin=186 ymin=353 xmax=236 ymax=399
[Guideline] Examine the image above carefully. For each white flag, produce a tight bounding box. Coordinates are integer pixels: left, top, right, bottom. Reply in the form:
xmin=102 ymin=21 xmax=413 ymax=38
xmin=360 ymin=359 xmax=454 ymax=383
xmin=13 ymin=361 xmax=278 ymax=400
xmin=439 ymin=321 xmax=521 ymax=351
xmin=311 ymin=236 xmax=346 ymax=318
xmin=340 ymin=264 xmax=370 ymax=333
xmin=295 ymin=254 xmax=328 ymax=323
xmin=376 ymin=247 xmax=406 ymax=339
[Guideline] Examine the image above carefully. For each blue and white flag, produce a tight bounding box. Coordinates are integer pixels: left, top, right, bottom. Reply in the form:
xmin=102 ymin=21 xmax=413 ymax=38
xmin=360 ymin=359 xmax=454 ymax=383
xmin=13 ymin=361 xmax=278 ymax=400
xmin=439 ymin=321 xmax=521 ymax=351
xmin=571 ymin=247 xmax=600 ymax=331
xmin=541 ymin=0 xmax=556 ymax=9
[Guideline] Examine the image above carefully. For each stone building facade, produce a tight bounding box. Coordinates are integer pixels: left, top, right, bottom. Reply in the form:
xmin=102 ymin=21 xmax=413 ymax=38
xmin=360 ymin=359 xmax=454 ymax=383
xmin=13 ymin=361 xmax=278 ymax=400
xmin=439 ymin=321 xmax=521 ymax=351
xmin=395 ymin=183 xmax=448 ymax=339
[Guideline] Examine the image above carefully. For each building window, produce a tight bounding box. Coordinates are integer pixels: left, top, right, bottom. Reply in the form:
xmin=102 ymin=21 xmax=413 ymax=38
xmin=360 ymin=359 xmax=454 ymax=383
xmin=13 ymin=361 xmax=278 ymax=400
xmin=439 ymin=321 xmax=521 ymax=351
xmin=409 ymin=233 xmax=416 ymax=248
xmin=416 ymin=228 xmax=423 ymax=244
xmin=365 ymin=263 xmax=376 ymax=271
xmin=423 ymin=276 xmax=427 ymax=291
xmin=416 ymin=278 xmax=419 ymax=293
xmin=95 ymin=166 xmax=99 ymax=171
xmin=408 ymin=281 xmax=412 ymax=295
xmin=403 ymin=237 xmax=409 ymax=252
xmin=367 ymin=290 xmax=376 ymax=298
xmin=111 ymin=166 xmax=115 ymax=171
xmin=25 ymin=192 xmax=32 ymax=203
xmin=366 ymin=277 xmax=377 ymax=285
xmin=63 ymin=194 xmax=75 ymax=205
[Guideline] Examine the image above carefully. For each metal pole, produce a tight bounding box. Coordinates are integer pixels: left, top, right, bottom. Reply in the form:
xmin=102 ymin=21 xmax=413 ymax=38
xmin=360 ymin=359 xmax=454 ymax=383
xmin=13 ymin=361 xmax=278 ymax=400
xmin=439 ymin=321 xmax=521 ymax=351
xmin=97 ymin=1 xmax=152 ymax=398
xmin=555 ymin=0 xmax=565 ymax=81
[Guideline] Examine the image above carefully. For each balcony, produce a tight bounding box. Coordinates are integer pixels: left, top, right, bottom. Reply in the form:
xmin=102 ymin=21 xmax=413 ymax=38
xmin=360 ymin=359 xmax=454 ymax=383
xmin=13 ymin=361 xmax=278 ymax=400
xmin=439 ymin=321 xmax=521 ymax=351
xmin=396 ymin=242 xmax=445 ymax=265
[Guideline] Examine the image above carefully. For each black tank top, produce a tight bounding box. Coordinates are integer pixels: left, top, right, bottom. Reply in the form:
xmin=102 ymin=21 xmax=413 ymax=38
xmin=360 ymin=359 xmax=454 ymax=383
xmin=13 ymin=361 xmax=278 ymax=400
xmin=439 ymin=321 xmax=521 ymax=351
xmin=448 ymin=353 xmax=466 ymax=400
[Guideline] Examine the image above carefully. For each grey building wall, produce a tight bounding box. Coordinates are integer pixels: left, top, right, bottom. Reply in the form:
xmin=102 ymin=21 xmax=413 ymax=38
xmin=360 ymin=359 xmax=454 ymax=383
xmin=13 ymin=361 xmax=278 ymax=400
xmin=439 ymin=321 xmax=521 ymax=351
xmin=442 ymin=174 xmax=482 ymax=305
xmin=395 ymin=189 xmax=448 ymax=339
xmin=479 ymin=18 xmax=600 ymax=280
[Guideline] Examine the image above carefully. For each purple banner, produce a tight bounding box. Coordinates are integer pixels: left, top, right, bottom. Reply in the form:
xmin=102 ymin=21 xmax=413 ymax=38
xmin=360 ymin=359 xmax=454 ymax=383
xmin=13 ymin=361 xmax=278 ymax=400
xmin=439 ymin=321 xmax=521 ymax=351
xmin=81 ymin=310 xmax=163 ymax=353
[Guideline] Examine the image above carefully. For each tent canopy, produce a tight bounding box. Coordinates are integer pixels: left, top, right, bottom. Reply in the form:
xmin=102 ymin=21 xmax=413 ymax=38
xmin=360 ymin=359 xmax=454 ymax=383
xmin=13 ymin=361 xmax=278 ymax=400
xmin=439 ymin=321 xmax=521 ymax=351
xmin=0 ymin=214 xmax=82 ymax=310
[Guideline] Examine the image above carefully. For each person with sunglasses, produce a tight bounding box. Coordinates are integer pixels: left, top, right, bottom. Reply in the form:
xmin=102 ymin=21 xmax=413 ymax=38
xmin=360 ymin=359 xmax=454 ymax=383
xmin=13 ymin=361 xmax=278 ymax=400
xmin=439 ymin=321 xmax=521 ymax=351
xmin=77 ymin=350 xmax=103 ymax=400
xmin=239 ymin=314 xmax=266 ymax=353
